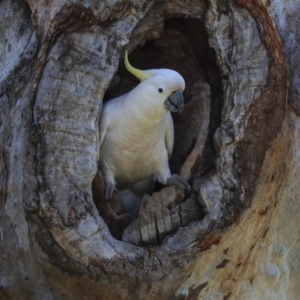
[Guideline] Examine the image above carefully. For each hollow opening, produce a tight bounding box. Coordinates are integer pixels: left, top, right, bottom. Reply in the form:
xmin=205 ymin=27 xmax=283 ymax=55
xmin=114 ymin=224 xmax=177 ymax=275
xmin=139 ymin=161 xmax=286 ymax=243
xmin=93 ymin=17 xmax=223 ymax=242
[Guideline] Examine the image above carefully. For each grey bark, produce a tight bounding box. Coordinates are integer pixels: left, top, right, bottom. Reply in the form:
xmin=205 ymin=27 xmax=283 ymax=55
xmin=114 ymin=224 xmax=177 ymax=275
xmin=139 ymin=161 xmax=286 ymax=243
xmin=0 ymin=0 xmax=297 ymax=299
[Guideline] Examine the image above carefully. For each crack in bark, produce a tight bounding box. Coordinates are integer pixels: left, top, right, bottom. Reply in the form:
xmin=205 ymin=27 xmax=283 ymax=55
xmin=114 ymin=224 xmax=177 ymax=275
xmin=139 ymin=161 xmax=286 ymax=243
xmin=0 ymin=150 xmax=8 ymax=220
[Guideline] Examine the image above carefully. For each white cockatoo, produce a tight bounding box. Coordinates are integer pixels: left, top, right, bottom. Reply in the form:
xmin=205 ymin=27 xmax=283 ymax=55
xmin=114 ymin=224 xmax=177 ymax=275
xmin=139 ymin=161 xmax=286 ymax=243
xmin=99 ymin=51 xmax=191 ymax=221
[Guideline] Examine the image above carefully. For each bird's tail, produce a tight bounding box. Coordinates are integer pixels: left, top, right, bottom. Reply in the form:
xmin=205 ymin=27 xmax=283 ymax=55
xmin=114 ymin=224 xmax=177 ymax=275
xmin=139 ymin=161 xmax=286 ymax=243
xmin=117 ymin=189 xmax=141 ymax=222
xmin=117 ymin=177 xmax=155 ymax=222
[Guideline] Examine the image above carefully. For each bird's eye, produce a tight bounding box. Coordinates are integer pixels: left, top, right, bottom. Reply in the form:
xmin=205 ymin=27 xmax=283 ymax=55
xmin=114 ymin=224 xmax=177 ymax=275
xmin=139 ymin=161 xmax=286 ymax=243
xmin=158 ymin=88 xmax=163 ymax=93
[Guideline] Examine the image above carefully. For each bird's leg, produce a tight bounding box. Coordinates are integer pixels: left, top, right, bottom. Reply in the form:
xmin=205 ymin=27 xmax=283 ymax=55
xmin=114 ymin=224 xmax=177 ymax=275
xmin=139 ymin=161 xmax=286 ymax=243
xmin=167 ymin=174 xmax=191 ymax=192
xmin=104 ymin=176 xmax=115 ymax=201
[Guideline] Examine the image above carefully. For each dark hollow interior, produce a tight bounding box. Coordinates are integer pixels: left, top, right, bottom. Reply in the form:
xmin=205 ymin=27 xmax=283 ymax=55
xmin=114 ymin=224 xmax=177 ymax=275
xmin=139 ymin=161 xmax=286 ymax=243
xmin=95 ymin=18 xmax=223 ymax=239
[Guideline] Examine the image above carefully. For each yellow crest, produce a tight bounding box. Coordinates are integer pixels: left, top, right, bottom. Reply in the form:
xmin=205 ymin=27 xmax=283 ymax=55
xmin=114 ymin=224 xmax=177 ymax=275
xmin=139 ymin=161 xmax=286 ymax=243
xmin=124 ymin=51 xmax=152 ymax=82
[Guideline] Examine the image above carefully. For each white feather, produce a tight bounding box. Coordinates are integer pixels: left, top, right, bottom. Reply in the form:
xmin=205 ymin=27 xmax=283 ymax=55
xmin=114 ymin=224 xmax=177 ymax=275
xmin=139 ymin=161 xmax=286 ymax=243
xmin=99 ymin=68 xmax=185 ymax=219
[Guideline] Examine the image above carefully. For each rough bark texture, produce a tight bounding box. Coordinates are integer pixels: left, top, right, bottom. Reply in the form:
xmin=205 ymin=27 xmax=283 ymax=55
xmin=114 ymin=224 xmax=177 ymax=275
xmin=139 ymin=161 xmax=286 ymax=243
xmin=0 ymin=0 xmax=299 ymax=299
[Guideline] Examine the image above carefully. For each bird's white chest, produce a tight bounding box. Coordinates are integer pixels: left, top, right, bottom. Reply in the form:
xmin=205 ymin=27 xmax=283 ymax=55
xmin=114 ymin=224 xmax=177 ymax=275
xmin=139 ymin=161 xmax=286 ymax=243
xmin=100 ymin=114 xmax=168 ymax=183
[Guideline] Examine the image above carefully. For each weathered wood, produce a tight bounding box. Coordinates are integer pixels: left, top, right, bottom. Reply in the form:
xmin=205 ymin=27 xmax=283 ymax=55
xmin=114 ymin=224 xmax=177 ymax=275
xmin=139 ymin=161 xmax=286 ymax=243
xmin=122 ymin=186 xmax=203 ymax=245
xmin=0 ymin=0 xmax=295 ymax=299
xmin=175 ymin=81 xmax=211 ymax=179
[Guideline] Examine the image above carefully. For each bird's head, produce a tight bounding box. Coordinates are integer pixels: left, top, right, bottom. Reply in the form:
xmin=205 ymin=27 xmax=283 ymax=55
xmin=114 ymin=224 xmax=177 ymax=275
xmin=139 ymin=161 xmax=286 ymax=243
xmin=124 ymin=51 xmax=185 ymax=114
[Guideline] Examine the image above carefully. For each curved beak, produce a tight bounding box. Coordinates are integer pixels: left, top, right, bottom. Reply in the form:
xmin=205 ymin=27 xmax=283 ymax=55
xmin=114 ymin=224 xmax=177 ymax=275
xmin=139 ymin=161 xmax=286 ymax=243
xmin=164 ymin=91 xmax=184 ymax=114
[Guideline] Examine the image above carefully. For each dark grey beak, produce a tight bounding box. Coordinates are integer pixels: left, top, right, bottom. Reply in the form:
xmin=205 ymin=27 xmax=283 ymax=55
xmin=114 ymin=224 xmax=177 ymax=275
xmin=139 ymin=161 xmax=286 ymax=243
xmin=164 ymin=91 xmax=184 ymax=114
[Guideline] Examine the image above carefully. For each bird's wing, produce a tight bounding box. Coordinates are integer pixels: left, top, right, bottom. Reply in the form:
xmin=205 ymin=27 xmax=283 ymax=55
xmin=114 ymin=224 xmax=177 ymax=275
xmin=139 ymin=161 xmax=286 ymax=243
xmin=165 ymin=112 xmax=174 ymax=158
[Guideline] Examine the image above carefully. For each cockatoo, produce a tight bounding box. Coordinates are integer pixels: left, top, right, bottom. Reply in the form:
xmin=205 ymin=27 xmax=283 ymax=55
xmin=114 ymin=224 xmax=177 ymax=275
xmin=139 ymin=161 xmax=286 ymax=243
xmin=99 ymin=51 xmax=191 ymax=221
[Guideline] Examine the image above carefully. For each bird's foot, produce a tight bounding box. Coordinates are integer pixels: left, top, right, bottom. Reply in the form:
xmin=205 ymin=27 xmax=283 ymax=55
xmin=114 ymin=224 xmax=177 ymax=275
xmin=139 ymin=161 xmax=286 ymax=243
xmin=104 ymin=178 xmax=115 ymax=201
xmin=167 ymin=174 xmax=191 ymax=192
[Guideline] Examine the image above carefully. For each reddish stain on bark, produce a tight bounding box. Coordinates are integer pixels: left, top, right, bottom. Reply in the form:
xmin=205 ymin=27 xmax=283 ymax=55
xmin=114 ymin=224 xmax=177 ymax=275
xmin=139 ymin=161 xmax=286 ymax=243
xmin=198 ymin=233 xmax=222 ymax=251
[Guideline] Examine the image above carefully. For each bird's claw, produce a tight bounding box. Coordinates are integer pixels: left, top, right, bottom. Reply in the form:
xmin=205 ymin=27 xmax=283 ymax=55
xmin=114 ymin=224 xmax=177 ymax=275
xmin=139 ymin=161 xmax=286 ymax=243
xmin=104 ymin=179 xmax=115 ymax=201
xmin=167 ymin=174 xmax=191 ymax=192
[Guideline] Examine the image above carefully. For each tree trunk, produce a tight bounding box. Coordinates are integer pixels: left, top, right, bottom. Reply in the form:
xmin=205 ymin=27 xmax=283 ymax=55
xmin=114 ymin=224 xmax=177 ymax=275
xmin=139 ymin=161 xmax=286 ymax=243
xmin=0 ymin=0 xmax=299 ymax=299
